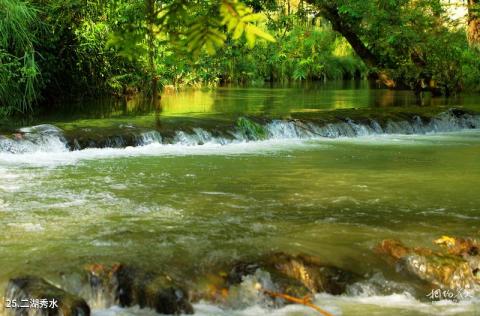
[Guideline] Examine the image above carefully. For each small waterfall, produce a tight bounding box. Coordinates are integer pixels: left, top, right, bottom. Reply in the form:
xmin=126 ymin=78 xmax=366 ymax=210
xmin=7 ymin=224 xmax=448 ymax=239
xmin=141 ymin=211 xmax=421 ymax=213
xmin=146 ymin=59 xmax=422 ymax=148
xmin=104 ymin=136 xmax=126 ymax=148
xmin=1 ymin=109 xmax=479 ymax=154
xmin=262 ymin=109 xmax=480 ymax=139
xmin=136 ymin=131 xmax=162 ymax=146
xmin=0 ymin=124 xmax=68 ymax=154
xmin=266 ymin=120 xmax=310 ymax=139
xmin=173 ymin=128 xmax=229 ymax=145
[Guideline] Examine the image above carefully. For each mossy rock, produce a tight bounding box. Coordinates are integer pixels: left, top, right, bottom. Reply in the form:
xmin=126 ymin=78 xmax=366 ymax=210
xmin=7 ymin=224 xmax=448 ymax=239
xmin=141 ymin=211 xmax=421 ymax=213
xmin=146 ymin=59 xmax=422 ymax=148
xmin=85 ymin=264 xmax=193 ymax=315
xmin=236 ymin=117 xmax=268 ymax=140
xmin=377 ymin=238 xmax=480 ymax=291
xmin=224 ymin=261 xmax=312 ymax=299
xmin=4 ymin=276 xmax=90 ymax=316
xmin=260 ymin=252 xmax=359 ymax=295
xmin=194 ymin=251 xmax=359 ymax=303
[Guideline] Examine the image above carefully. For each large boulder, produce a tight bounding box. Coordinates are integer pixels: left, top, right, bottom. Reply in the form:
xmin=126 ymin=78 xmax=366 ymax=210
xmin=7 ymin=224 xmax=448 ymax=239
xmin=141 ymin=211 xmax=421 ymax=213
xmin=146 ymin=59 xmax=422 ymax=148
xmin=191 ymin=252 xmax=359 ymax=305
xmin=377 ymin=238 xmax=480 ymax=291
xmin=261 ymin=252 xmax=358 ymax=295
xmin=3 ymin=276 xmax=90 ymax=316
xmin=85 ymin=264 xmax=193 ymax=315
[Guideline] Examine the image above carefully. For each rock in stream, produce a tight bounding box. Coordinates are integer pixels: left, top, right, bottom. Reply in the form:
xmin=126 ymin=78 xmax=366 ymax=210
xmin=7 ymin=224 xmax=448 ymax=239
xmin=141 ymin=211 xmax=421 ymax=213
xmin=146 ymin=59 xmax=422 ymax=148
xmin=85 ymin=264 xmax=193 ymax=315
xmin=3 ymin=276 xmax=90 ymax=316
xmin=191 ymin=252 xmax=359 ymax=306
xmin=377 ymin=237 xmax=480 ymax=292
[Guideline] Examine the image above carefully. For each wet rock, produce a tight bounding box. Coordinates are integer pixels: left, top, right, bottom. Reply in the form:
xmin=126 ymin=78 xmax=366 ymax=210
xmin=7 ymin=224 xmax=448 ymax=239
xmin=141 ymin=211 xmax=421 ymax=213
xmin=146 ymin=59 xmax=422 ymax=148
xmin=226 ymin=261 xmax=312 ymax=298
xmin=85 ymin=264 xmax=193 ymax=315
xmin=189 ymin=272 xmax=231 ymax=304
xmin=377 ymin=238 xmax=480 ymax=291
xmin=192 ymin=252 xmax=358 ymax=305
xmin=18 ymin=124 xmax=64 ymax=136
xmin=3 ymin=276 xmax=90 ymax=316
xmin=434 ymin=236 xmax=480 ymax=257
xmin=261 ymin=252 xmax=359 ymax=295
xmin=377 ymin=239 xmax=412 ymax=260
xmin=434 ymin=236 xmax=480 ymax=283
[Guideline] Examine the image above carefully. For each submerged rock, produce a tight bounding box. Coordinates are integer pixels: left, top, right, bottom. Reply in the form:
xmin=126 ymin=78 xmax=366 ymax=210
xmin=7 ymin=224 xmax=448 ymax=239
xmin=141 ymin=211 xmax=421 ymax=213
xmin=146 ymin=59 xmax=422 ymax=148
xmin=85 ymin=264 xmax=193 ymax=315
xmin=377 ymin=238 xmax=480 ymax=291
xmin=4 ymin=276 xmax=90 ymax=316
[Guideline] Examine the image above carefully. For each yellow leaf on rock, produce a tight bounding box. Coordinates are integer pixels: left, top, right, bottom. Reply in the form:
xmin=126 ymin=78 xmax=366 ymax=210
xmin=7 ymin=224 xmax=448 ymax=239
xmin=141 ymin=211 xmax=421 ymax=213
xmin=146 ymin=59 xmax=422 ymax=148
xmin=434 ymin=236 xmax=456 ymax=247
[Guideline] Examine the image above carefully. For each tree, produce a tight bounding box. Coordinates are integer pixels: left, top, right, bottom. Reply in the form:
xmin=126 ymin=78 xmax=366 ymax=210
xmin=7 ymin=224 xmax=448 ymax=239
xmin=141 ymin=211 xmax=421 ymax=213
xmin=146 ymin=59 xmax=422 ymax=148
xmin=304 ymin=0 xmax=470 ymax=95
xmin=468 ymin=0 xmax=480 ymax=49
xmin=146 ymin=0 xmax=159 ymax=107
xmin=108 ymin=0 xmax=275 ymax=104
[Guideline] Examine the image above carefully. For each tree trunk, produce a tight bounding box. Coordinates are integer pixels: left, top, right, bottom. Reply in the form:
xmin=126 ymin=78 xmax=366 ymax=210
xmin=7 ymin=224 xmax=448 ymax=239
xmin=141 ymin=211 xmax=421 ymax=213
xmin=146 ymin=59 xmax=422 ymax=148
xmin=146 ymin=0 xmax=159 ymax=108
xmin=306 ymin=1 xmax=395 ymax=87
xmin=468 ymin=0 xmax=480 ymax=49
xmin=316 ymin=4 xmax=379 ymax=67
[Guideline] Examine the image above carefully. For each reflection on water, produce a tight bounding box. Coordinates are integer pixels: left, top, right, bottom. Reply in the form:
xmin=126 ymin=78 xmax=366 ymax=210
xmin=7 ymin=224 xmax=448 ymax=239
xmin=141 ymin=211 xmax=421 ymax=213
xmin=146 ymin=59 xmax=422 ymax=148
xmin=23 ymin=82 xmax=480 ymax=121
xmin=2 ymin=82 xmax=479 ymax=133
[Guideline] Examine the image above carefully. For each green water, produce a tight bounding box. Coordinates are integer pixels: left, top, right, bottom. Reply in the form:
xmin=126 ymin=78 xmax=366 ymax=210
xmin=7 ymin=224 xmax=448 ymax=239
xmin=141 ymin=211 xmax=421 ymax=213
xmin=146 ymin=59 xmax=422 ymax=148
xmin=1 ymin=85 xmax=480 ymax=315
xmin=2 ymin=82 xmax=480 ymax=132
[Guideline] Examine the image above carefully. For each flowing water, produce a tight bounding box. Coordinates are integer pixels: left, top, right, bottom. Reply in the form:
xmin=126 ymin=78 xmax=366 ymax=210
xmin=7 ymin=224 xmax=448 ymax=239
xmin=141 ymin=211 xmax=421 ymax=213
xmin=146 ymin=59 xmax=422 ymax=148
xmin=1 ymin=83 xmax=480 ymax=315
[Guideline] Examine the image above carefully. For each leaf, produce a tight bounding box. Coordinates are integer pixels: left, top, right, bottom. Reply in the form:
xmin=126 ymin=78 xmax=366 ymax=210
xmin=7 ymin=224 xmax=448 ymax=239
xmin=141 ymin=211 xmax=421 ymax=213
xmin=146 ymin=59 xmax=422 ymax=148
xmin=220 ymin=0 xmax=275 ymax=48
xmin=205 ymin=40 xmax=216 ymax=55
xmin=249 ymin=25 xmax=275 ymax=42
xmin=245 ymin=25 xmax=256 ymax=48
xmin=232 ymin=22 xmax=245 ymax=40
xmin=434 ymin=236 xmax=456 ymax=248
xmin=241 ymin=13 xmax=265 ymax=23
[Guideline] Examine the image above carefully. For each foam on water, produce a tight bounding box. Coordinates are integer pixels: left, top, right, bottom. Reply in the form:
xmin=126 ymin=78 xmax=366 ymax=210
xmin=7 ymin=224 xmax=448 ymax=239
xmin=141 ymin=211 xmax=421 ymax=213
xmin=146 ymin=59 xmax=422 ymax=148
xmin=1 ymin=114 xmax=480 ymax=315
xmin=0 ymin=139 xmax=317 ymax=167
xmin=75 ymin=267 xmax=480 ymax=316
xmin=0 ymin=124 xmax=68 ymax=154
xmin=0 ymin=110 xmax=479 ymax=167
xmin=2 ymin=129 xmax=480 ymax=168
xmin=89 ymin=293 xmax=480 ymax=316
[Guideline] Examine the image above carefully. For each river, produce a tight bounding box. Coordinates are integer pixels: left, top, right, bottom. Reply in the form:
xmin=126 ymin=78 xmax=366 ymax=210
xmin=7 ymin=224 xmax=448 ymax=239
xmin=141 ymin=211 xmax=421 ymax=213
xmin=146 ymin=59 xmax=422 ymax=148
xmin=1 ymin=83 xmax=480 ymax=315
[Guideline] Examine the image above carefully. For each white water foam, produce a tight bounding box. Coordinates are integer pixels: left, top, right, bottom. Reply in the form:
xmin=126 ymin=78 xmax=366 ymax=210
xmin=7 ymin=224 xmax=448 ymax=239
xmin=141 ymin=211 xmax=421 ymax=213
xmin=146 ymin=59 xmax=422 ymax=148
xmin=84 ymin=268 xmax=480 ymax=316
xmin=0 ymin=111 xmax=479 ymax=167
xmin=90 ymin=293 xmax=480 ymax=316
xmin=0 ymin=139 xmax=317 ymax=167
xmin=2 ymin=128 xmax=480 ymax=168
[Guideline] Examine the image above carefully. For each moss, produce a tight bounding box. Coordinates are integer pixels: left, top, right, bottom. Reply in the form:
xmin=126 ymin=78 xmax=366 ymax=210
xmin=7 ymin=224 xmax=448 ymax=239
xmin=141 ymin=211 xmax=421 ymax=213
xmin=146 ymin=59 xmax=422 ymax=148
xmin=236 ymin=117 xmax=268 ymax=140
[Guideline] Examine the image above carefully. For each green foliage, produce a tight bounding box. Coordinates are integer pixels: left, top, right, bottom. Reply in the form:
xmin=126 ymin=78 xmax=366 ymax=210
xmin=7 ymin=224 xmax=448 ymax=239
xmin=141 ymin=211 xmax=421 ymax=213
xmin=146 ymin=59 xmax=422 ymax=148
xmin=0 ymin=0 xmax=41 ymax=114
xmin=308 ymin=0 xmax=480 ymax=94
xmin=187 ymin=17 xmax=227 ymax=56
xmin=210 ymin=19 xmax=366 ymax=84
xmin=220 ymin=0 xmax=275 ymax=47
xmin=1 ymin=0 xmax=480 ymax=117
xmin=462 ymin=49 xmax=480 ymax=92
